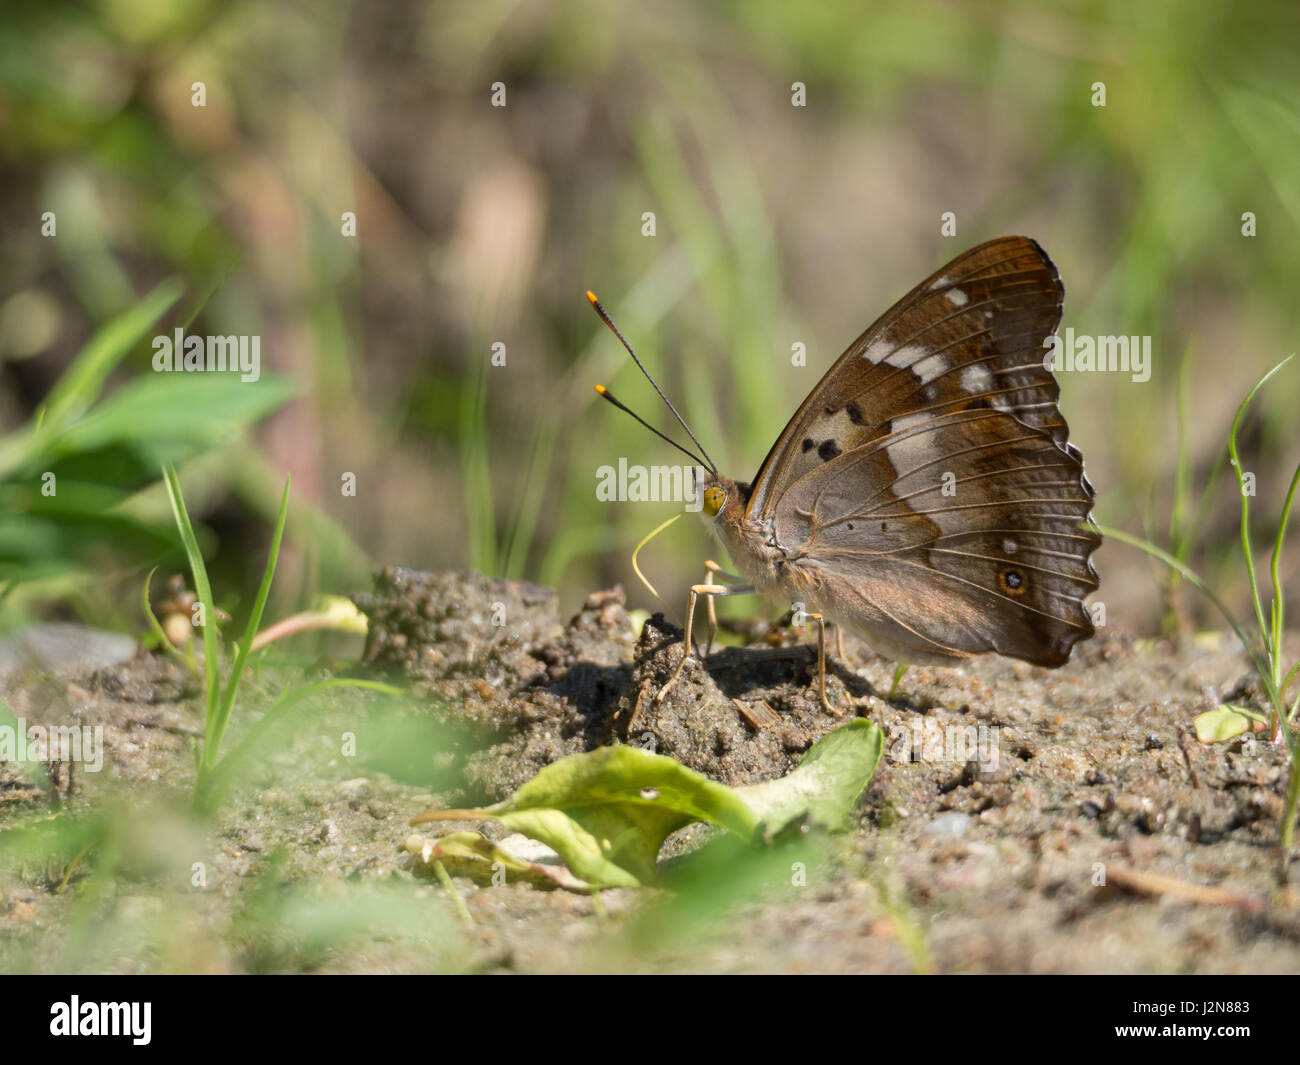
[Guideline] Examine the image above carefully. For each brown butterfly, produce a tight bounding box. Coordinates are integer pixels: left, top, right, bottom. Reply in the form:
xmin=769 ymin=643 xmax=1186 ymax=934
xmin=591 ymin=236 xmax=1100 ymax=713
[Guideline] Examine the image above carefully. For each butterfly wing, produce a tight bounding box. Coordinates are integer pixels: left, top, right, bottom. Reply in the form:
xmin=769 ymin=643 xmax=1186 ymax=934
xmin=749 ymin=236 xmax=1099 ymax=665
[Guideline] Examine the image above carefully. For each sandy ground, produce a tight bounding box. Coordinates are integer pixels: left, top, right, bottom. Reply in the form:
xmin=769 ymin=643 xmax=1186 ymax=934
xmin=2 ymin=567 xmax=1299 ymax=973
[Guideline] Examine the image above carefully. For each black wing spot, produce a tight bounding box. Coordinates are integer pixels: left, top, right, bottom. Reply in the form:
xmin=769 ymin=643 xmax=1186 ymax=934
xmin=965 ymin=398 xmax=992 ymax=411
xmin=846 ymin=402 xmax=865 ymax=425
xmin=1000 ymin=568 xmax=1026 ymax=595
xmin=818 ymin=440 xmax=841 ymax=462
xmin=801 ymin=438 xmax=815 ymax=453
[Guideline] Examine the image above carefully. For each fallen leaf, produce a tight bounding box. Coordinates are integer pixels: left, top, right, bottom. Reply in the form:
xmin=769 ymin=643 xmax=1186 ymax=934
xmin=1194 ymin=704 xmax=1266 ymax=743
xmin=409 ymin=719 xmax=884 ymax=887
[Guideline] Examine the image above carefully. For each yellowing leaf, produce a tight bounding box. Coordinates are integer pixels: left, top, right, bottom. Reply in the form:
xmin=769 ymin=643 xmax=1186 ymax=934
xmin=736 ymin=718 xmax=883 ymax=836
xmin=405 ymin=831 xmax=592 ymax=892
xmin=410 ymin=719 xmax=884 ymax=888
xmin=1194 ymin=704 xmax=1266 ymax=743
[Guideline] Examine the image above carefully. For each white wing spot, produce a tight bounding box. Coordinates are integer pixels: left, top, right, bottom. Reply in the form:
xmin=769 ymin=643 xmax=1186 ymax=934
xmin=882 ymin=344 xmax=949 ymax=385
xmin=886 ymin=413 xmax=935 ymax=473
xmin=960 ymin=364 xmax=994 ymax=393
xmin=929 ymin=275 xmax=950 ymax=290
xmin=1002 ymin=538 xmax=1018 ymax=555
xmin=863 ymin=339 xmax=893 ymax=363
xmin=946 ymin=287 xmax=968 ymax=307
xmin=864 ymin=339 xmax=951 ymax=386
xmin=883 ymin=343 xmax=925 ymax=370
xmin=886 ymin=413 xmax=958 ymax=527
xmin=983 ymin=310 xmax=994 ymax=319
xmin=890 ymin=412 xmax=930 ymax=433
xmin=913 ymin=352 xmax=949 ymax=384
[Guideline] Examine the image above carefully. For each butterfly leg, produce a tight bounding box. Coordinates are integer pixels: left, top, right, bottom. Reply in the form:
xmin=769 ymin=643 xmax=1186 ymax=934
xmin=656 ymin=579 xmax=754 ymax=703
xmin=701 ymin=562 xmax=718 ymax=658
xmin=803 ymin=612 xmax=843 ymax=718
xmin=700 ymin=559 xmax=743 ymax=658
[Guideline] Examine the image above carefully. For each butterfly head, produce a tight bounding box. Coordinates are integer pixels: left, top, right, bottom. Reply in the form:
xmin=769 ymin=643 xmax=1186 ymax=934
xmin=697 ymin=470 xmax=749 ymax=524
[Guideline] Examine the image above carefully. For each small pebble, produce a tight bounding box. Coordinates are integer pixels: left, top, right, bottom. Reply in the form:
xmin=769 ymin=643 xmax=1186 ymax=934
xmin=922 ymin=812 xmax=972 ymax=839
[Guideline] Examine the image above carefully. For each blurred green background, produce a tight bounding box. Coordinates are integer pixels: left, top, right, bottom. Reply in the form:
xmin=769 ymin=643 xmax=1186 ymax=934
xmin=2 ymin=0 xmax=1298 ymax=641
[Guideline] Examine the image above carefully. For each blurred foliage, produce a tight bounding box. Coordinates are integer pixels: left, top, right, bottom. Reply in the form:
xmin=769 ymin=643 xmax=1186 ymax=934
xmin=0 ymin=275 xmax=297 ymax=625
xmin=0 ymin=794 xmax=467 ymax=973
xmin=0 ymin=0 xmax=1298 ymax=637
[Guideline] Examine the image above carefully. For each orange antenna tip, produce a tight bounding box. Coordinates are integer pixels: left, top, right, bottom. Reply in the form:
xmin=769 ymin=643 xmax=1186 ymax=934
xmin=594 ymin=383 xmax=607 ymax=394
xmin=586 ymin=290 xmax=599 ymax=305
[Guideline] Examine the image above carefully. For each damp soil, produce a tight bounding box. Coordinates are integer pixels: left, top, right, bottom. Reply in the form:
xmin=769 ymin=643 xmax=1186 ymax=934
xmin=3 ymin=567 xmax=1300 ymax=974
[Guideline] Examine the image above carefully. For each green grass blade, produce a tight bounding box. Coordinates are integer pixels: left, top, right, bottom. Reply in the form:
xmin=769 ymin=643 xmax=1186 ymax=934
xmin=1269 ymin=456 xmax=1300 ymax=674
xmin=211 ymin=475 xmax=291 ymax=767
xmin=161 ymin=464 xmax=221 ymax=749
xmin=1228 ymin=356 xmax=1293 ymax=670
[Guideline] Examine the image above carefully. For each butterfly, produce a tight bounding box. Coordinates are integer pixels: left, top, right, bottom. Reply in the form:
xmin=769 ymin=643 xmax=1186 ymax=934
xmin=590 ymin=236 xmax=1100 ymax=714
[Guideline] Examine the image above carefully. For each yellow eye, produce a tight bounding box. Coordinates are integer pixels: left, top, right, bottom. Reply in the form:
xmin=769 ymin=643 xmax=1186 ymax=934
xmin=703 ymin=485 xmax=727 ymax=516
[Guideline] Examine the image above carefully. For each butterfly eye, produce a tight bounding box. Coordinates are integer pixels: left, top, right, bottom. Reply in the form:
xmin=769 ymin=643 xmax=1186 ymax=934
xmin=703 ymin=485 xmax=727 ymax=516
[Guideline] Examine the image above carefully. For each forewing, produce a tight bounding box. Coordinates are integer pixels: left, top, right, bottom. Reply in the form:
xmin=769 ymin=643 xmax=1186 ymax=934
xmin=747 ymin=236 xmax=1069 ymax=520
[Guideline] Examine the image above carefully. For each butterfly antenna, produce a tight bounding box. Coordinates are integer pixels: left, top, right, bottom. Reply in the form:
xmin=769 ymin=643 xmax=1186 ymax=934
xmin=587 ymin=291 xmax=718 ymax=475
xmin=593 ymin=385 xmax=709 ymax=470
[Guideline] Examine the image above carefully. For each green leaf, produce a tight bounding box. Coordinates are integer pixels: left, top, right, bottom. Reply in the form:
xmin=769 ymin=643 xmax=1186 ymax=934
xmin=50 ymin=374 xmax=298 ymax=462
xmin=1194 ymin=704 xmax=1267 ymax=743
xmin=0 ymin=281 xmax=187 ymax=481
xmin=413 ymin=745 xmax=757 ymax=887
xmin=42 ymin=278 xmax=185 ymax=431
xmin=410 ymin=719 xmax=884 ymax=888
xmin=735 ymin=718 xmax=884 ymax=836
xmin=496 ymin=745 xmax=760 ymax=886
xmin=496 ymin=805 xmax=680 ymax=888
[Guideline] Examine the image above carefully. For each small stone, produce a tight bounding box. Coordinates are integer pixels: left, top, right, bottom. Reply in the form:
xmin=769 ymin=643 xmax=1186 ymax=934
xmin=6 ymin=900 xmax=36 ymax=921
xmin=922 ymin=812 xmax=972 ymax=840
